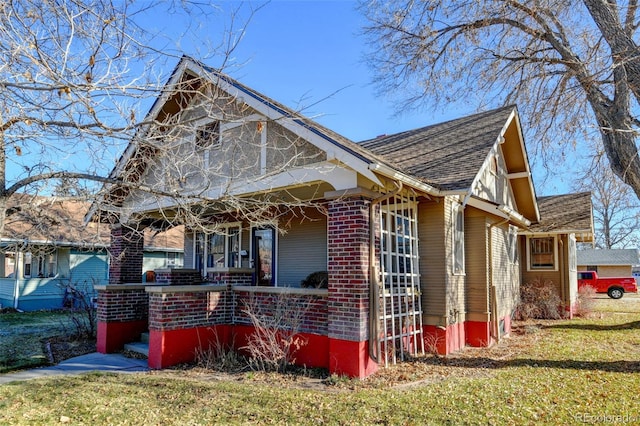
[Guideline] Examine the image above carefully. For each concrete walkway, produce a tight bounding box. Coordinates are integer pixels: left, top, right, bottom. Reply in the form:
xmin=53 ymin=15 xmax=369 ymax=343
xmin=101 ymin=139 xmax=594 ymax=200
xmin=0 ymin=353 xmax=149 ymax=385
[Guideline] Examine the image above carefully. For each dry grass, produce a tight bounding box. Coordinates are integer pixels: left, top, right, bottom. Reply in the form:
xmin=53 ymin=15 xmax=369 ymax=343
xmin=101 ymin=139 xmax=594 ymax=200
xmin=1 ymin=299 xmax=639 ymax=424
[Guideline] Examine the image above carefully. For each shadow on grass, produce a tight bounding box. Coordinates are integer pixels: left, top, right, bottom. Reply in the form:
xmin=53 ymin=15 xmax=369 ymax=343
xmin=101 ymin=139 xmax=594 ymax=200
xmin=419 ymin=356 xmax=640 ymax=373
xmin=542 ymin=320 xmax=640 ymax=331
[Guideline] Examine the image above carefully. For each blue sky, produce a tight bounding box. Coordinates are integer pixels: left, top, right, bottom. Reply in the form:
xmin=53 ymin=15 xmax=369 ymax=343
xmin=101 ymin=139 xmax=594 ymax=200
xmin=137 ymin=0 xmax=574 ymax=195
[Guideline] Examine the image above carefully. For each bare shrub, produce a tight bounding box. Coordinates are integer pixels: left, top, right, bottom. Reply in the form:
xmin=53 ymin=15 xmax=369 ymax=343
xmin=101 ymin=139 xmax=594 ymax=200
xmin=515 ymin=278 xmax=563 ymax=320
xmin=194 ymin=329 xmax=245 ymax=373
xmin=575 ymin=285 xmax=597 ymax=318
xmin=241 ymin=293 xmax=311 ymax=373
xmin=423 ymin=331 xmax=445 ymax=357
xmin=59 ymin=279 xmax=97 ymax=339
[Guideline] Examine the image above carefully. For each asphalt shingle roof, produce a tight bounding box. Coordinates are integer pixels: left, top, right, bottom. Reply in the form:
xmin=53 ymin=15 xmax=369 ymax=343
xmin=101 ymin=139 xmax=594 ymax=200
xmin=577 ymin=249 xmax=640 ymax=266
xmin=528 ymin=192 xmax=593 ymax=233
xmin=360 ymin=106 xmax=515 ymax=191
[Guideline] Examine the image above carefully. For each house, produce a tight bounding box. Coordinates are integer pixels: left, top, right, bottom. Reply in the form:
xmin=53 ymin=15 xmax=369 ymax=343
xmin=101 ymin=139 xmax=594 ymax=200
xmin=91 ymin=56 xmax=591 ymax=378
xmin=520 ymin=193 xmax=594 ymax=316
xmin=577 ymin=248 xmax=639 ymax=278
xmin=0 ymin=196 xmax=184 ymax=311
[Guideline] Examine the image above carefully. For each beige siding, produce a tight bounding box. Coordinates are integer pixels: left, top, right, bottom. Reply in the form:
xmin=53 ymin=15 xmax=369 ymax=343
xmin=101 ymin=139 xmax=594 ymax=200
xmin=465 ymin=211 xmax=489 ymax=322
xmin=418 ymin=197 xmax=466 ymax=327
xmin=520 ymin=234 xmax=570 ymax=306
xmin=418 ymin=199 xmax=447 ymax=325
xmin=277 ymin=208 xmax=327 ymax=287
xmin=591 ymin=265 xmax=633 ymax=277
xmin=490 ymin=223 xmax=520 ymax=318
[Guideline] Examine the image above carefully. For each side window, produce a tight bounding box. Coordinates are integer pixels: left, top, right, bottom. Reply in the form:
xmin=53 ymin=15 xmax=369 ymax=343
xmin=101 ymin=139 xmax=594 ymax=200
xmin=508 ymin=225 xmax=518 ymax=264
xmin=453 ymin=205 xmax=465 ymax=274
xmin=529 ymin=237 xmax=555 ymax=269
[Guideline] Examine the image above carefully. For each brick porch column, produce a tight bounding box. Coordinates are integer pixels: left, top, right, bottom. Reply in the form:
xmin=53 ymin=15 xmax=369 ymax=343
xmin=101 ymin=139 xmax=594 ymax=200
xmin=327 ymin=196 xmax=378 ymax=378
xmin=109 ymin=224 xmax=144 ymax=284
xmin=96 ymin=224 xmax=146 ymax=353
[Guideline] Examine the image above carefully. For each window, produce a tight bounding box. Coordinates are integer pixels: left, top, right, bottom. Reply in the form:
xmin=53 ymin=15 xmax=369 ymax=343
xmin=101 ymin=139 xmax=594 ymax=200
xmin=193 ymin=224 xmax=242 ymax=276
xmin=196 ymin=121 xmax=220 ymax=149
xmin=529 ymin=237 xmax=555 ymax=269
xmin=23 ymin=251 xmax=57 ymax=278
xmin=252 ymin=227 xmax=276 ymax=286
xmin=24 ymin=252 xmax=32 ymax=278
xmin=508 ymin=225 xmax=518 ymax=264
xmin=453 ymin=205 xmax=465 ymax=274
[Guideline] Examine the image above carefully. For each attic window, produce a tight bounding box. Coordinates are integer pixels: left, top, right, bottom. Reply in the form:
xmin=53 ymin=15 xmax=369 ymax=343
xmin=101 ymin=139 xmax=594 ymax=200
xmin=196 ymin=121 xmax=220 ymax=149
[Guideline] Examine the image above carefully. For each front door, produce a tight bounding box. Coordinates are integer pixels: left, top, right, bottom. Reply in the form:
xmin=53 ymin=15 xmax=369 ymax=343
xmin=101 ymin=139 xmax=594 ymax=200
xmin=252 ymin=227 xmax=275 ymax=286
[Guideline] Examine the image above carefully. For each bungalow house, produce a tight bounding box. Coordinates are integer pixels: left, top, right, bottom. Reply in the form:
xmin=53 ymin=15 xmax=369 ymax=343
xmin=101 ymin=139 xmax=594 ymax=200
xmin=577 ymin=248 xmax=639 ymax=278
xmin=91 ymin=56 xmax=590 ymax=378
xmin=520 ymin=193 xmax=594 ymax=317
xmin=0 ymin=196 xmax=183 ymax=311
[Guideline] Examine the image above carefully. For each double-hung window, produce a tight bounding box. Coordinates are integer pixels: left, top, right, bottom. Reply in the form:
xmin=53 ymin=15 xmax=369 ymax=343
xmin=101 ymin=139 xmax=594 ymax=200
xmin=453 ymin=205 xmax=465 ymax=274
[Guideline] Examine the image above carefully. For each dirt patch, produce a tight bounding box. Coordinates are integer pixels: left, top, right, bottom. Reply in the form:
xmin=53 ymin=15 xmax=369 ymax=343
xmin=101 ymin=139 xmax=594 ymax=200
xmin=44 ymin=336 xmax=96 ymax=364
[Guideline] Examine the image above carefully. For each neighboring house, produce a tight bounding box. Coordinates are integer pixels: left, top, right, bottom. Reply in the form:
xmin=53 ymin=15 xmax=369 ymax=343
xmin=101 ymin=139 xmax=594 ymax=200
xmin=520 ymin=193 xmax=595 ymax=316
xmin=0 ymin=196 xmax=183 ymax=311
xmin=577 ymin=248 xmax=639 ymax=278
xmin=91 ymin=56 xmax=592 ymax=378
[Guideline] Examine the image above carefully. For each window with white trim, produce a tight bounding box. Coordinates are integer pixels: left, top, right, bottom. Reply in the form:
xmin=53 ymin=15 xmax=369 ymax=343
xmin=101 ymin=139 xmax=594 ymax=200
xmin=453 ymin=205 xmax=465 ymax=274
xmin=529 ymin=237 xmax=555 ymax=269
xmin=23 ymin=251 xmax=57 ymax=278
xmin=193 ymin=224 xmax=242 ymax=275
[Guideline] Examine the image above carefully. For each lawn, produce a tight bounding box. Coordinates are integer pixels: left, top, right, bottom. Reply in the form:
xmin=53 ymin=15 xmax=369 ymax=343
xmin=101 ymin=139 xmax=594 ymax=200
xmin=0 ymin=310 xmax=79 ymax=373
xmin=1 ymin=299 xmax=639 ymax=425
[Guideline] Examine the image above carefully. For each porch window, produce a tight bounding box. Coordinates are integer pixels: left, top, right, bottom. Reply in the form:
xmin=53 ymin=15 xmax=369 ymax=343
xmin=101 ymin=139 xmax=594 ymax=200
xmin=193 ymin=224 xmax=242 ymax=276
xmin=530 ymin=237 xmax=555 ymax=269
xmin=453 ymin=205 xmax=465 ymax=274
xmin=23 ymin=252 xmax=32 ymax=278
xmin=23 ymin=251 xmax=57 ymax=278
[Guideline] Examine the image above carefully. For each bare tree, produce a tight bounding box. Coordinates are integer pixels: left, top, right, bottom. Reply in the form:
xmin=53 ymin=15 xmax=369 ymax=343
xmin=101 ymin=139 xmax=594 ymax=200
xmin=575 ymin=154 xmax=640 ymax=248
xmin=361 ymin=0 xmax=640 ymax=199
xmin=0 ymin=0 xmax=267 ymax=238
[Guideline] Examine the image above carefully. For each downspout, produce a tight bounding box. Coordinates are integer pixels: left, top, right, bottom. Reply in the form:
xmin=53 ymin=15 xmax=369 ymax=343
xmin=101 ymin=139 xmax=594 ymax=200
xmin=368 ymin=180 xmax=403 ymax=363
xmin=559 ymin=239 xmax=566 ymax=313
xmin=13 ymin=246 xmax=20 ymax=310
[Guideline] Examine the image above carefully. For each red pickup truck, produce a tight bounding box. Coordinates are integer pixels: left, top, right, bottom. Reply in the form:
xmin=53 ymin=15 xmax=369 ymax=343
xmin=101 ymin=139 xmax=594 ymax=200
xmin=577 ymin=271 xmax=638 ymax=299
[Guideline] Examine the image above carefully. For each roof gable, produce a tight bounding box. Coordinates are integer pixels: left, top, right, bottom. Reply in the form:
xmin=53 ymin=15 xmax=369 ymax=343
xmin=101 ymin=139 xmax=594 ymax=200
xmin=361 ymin=106 xmax=539 ymax=222
xmin=361 ymin=106 xmax=515 ymax=191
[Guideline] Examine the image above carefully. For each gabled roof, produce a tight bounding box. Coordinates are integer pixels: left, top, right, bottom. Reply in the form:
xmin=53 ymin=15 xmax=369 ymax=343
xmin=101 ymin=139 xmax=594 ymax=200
xmin=577 ymin=249 xmax=639 ymax=266
xmin=91 ymin=57 xmax=539 ymax=226
xmin=361 ymin=106 xmax=514 ymax=191
xmin=526 ymin=192 xmax=594 ymax=241
xmin=361 ymin=106 xmax=539 ymax=222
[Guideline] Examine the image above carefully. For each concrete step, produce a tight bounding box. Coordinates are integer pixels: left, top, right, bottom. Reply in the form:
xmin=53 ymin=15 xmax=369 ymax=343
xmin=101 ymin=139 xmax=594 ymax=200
xmin=123 ymin=341 xmax=149 ymax=357
xmin=140 ymin=332 xmax=149 ymax=344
